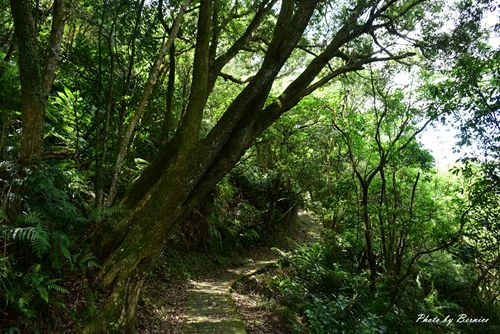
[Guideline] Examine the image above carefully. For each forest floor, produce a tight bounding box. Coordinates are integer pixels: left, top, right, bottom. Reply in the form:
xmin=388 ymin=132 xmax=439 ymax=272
xmin=136 ymin=211 xmax=320 ymax=334
xmin=183 ymin=257 xmax=278 ymax=334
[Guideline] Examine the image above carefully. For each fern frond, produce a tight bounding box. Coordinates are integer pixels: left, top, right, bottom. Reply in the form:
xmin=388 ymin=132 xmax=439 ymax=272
xmin=51 ymin=230 xmax=72 ymax=258
xmin=77 ymin=253 xmax=100 ymax=271
xmin=10 ymin=227 xmax=38 ymax=241
xmin=89 ymin=206 xmax=125 ymax=223
xmin=2 ymin=226 xmax=50 ymax=257
xmin=16 ymin=212 xmax=43 ymax=226
xmin=31 ymin=232 xmax=50 ymax=257
xmin=46 ymin=279 xmax=68 ymax=294
xmin=36 ymin=285 xmax=49 ymax=303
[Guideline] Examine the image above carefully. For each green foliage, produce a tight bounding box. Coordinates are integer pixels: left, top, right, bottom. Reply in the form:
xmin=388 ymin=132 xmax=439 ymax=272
xmin=0 ymin=162 xmax=96 ymax=330
xmin=304 ymin=295 xmax=383 ymax=334
xmin=2 ymin=212 xmax=50 ymax=257
xmin=180 ymin=166 xmax=302 ymax=251
xmin=191 ymin=175 xmax=267 ymax=250
xmin=264 ymin=238 xmax=386 ymax=333
xmin=45 ymin=86 xmax=86 ymax=152
xmin=0 ymin=57 xmax=21 ymax=111
xmin=2 ymin=263 xmax=68 ymax=322
xmin=0 ymin=57 xmax=21 ymax=160
xmin=246 ymin=30 xmax=499 ymax=332
xmin=263 ymin=230 xmax=499 ymax=333
xmin=0 ymin=0 xmax=498 ymax=331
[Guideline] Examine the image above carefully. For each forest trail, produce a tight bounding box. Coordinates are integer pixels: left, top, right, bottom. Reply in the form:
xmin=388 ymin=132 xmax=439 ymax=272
xmin=182 ymin=211 xmax=319 ymax=334
xmin=182 ymin=258 xmax=278 ymax=334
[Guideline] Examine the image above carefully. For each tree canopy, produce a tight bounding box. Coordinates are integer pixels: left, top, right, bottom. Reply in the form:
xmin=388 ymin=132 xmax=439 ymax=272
xmin=0 ymin=0 xmax=498 ymax=333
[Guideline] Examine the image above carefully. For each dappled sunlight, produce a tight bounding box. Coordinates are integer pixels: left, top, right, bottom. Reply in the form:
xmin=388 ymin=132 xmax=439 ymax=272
xmin=1 ymin=0 xmax=497 ymax=332
xmin=183 ymin=258 xmax=281 ymax=333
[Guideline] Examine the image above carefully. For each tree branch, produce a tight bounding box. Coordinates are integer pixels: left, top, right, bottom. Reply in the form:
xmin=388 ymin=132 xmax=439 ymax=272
xmin=219 ymin=72 xmax=254 ymax=84
xmin=107 ymin=0 xmax=192 ymax=206
xmin=41 ymin=0 xmax=67 ymax=99
xmin=208 ymin=0 xmax=278 ymax=91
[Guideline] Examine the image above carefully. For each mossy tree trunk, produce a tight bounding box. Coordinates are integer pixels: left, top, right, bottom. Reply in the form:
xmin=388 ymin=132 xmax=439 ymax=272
xmin=10 ymin=0 xmax=66 ymax=165
xmin=86 ymin=0 xmax=421 ymax=332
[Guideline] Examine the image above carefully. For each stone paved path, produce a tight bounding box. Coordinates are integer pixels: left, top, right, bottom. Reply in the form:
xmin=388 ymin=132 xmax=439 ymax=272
xmin=182 ymin=258 xmax=278 ymax=334
xmin=182 ymin=211 xmax=319 ymax=334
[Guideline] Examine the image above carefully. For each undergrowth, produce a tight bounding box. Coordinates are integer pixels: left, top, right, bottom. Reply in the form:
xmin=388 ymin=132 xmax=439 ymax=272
xmin=0 ymin=161 xmax=105 ymax=333
xmin=238 ymin=229 xmax=500 ymax=334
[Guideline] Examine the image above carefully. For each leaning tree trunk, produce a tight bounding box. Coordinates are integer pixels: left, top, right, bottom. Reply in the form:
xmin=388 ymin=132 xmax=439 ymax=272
xmin=85 ymin=145 xmax=206 ymax=333
xmin=86 ymin=100 xmax=271 ymax=332
xmin=84 ymin=0 xmax=417 ymax=331
xmin=85 ymin=1 xmax=322 ymax=332
xmin=361 ymin=183 xmax=377 ymax=291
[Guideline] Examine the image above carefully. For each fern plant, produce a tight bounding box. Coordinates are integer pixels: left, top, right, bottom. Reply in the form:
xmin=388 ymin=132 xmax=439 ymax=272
xmin=0 ymin=161 xmax=96 ymax=330
xmin=24 ymin=264 xmax=69 ymax=303
xmin=89 ymin=205 xmax=125 ymax=224
xmin=73 ymin=252 xmax=99 ymax=272
xmin=0 ymin=210 xmax=78 ymax=271
xmin=1 ymin=212 xmax=50 ymax=258
xmin=2 ymin=264 xmax=69 ymax=320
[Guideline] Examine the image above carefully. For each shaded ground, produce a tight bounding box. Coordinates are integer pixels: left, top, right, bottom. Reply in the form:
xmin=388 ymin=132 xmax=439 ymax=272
xmin=137 ymin=211 xmax=319 ymax=334
xmin=231 ymin=283 xmax=290 ymax=334
xmin=231 ymin=211 xmax=320 ymax=334
xmin=137 ymin=279 xmax=190 ymax=334
xmin=183 ymin=258 xmax=278 ymax=334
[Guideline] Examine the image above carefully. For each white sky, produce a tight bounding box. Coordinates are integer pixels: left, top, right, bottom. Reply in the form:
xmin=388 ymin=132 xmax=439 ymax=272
xmin=418 ymin=122 xmax=462 ymax=170
xmin=418 ymin=6 xmax=498 ymax=171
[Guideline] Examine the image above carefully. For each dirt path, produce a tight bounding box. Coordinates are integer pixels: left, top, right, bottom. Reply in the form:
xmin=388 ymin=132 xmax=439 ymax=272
xmin=182 ymin=258 xmax=278 ymax=334
xmin=182 ymin=211 xmax=319 ymax=334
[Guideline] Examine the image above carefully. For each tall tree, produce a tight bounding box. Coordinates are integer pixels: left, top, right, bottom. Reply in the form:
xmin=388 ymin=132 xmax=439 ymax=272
xmin=10 ymin=0 xmax=67 ymax=165
xmin=329 ymin=73 xmax=436 ymax=289
xmin=84 ymin=0 xmax=435 ymax=332
xmin=106 ymin=0 xmax=192 ymax=206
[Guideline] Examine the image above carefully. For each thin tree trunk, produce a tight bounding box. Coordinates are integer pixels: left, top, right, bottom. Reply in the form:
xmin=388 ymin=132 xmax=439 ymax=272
xmin=106 ymin=0 xmax=192 ymax=206
xmin=395 ymin=171 xmax=420 ymax=274
xmin=362 ymin=183 xmax=377 ymax=291
xmin=102 ymin=20 xmax=116 ymax=174
xmin=117 ymin=0 xmax=146 ymax=140
xmin=379 ymin=166 xmax=389 ymax=273
xmin=41 ymin=0 xmax=65 ymax=100
xmin=94 ymin=3 xmax=105 ymax=207
xmin=161 ymin=42 xmax=177 ymax=145
xmin=96 ymin=12 xmax=117 ymax=207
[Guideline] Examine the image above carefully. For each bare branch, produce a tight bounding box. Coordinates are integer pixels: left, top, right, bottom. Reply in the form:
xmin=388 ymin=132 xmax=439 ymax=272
xmin=302 ymin=53 xmax=416 ymax=98
xmin=208 ymin=0 xmax=278 ymax=91
xmin=219 ymin=72 xmax=254 ymax=84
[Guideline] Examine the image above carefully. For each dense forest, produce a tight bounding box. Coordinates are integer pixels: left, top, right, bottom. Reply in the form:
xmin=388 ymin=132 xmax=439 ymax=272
xmin=0 ymin=0 xmax=498 ymax=333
